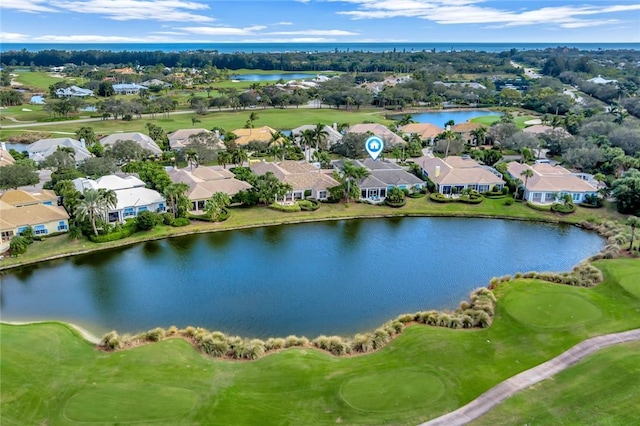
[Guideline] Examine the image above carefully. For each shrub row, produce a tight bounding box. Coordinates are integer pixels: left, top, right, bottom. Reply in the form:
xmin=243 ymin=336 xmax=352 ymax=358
xmin=99 ymin=287 xmax=496 ymax=358
xmin=525 ymin=201 xmax=551 ymax=211
xmin=483 ymin=191 xmax=507 ymax=199
xmin=581 ymin=220 xmax=633 ymax=260
xmin=550 ymin=203 xmax=576 ymax=214
xmin=407 ymin=192 xmax=426 ymax=199
xmin=88 ymin=226 xmax=136 ymax=243
xmin=384 ymin=199 xmax=406 ymax=208
xmin=488 ymin=262 xmax=604 ymax=289
xmin=429 ymin=193 xmax=483 ymax=204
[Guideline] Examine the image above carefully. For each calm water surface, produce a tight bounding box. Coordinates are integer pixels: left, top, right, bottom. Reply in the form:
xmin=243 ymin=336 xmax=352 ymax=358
xmin=0 ymin=218 xmax=603 ymax=338
xmin=395 ymin=110 xmax=502 ymax=127
xmin=230 ymin=73 xmax=317 ymax=81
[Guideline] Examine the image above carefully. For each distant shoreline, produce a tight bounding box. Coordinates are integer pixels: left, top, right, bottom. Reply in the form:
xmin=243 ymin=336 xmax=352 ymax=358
xmin=2 ymin=42 xmax=639 ymax=54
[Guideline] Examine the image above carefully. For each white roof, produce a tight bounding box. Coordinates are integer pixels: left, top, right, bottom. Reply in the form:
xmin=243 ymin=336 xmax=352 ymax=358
xmin=113 ymin=187 xmax=164 ymax=210
xmin=71 ymin=175 xmax=164 ymax=210
xmin=27 ymin=138 xmax=92 ymax=163
xmin=95 ymin=175 xmax=146 ymax=190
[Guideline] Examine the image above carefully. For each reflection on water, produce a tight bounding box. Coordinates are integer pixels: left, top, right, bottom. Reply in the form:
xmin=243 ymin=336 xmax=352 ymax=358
xmin=0 ymin=218 xmax=603 ymax=338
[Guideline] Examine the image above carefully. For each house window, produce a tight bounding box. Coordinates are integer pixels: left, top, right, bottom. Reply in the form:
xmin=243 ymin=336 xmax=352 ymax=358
xmin=57 ymin=221 xmax=68 ymax=231
xmin=34 ymin=225 xmax=47 ymax=235
xmin=43 ymin=201 xmax=53 ymax=206
xmin=293 ymin=192 xmax=303 ymax=200
xmin=158 ymin=203 xmax=165 ymax=211
xmin=123 ymin=207 xmax=135 ymax=218
xmin=479 ymin=185 xmax=489 ymax=192
xmin=318 ymin=190 xmax=327 ymax=200
xmin=1 ymin=231 xmax=14 ymax=240
xmin=138 ymin=206 xmax=148 ymax=213
xmin=573 ymin=193 xmax=580 ymax=201
xmin=17 ymin=226 xmax=28 ymax=235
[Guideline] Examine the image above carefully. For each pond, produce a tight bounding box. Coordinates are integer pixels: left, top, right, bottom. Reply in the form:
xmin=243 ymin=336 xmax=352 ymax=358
xmin=0 ymin=218 xmax=603 ymax=339
xmin=394 ymin=110 xmax=502 ymax=127
xmin=30 ymin=95 xmax=45 ymax=104
xmin=230 ymin=73 xmax=318 ymax=81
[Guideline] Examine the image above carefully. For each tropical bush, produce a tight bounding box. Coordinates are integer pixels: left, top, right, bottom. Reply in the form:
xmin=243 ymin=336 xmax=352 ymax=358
xmin=526 ymin=201 xmax=552 ymax=211
xmin=172 ymin=217 xmax=191 ymax=227
xmin=135 ymin=210 xmax=161 ymax=231
xmin=551 ymin=202 xmax=576 ymax=214
xmin=88 ymin=225 xmax=136 ymax=243
xmin=9 ymin=236 xmax=29 ymax=256
xmin=269 ymin=202 xmax=302 ymax=212
xmin=100 ymin=330 xmax=122 ymax=350
xmin=298 ymin=199 xmax=321 ymax=211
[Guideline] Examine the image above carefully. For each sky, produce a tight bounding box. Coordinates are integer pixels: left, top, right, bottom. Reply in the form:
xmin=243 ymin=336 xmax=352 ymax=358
xmin=1 ymin=0 xmax=639 ymax=44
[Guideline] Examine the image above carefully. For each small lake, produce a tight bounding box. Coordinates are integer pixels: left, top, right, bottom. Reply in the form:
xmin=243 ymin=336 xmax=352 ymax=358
xmin=30 ymin=95 xmax=45 ymax=104
xmin=0 ymin=218 xmax=603 ymax=338
xmin=230 ymin=73 xmax=318 ymax=81
xmin=394 ymin=110 xmax=502 ymax=127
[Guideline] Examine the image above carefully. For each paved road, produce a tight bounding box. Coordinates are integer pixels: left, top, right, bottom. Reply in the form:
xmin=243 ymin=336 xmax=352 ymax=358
xmin=420 ymin=328 xmax=640 ymax=426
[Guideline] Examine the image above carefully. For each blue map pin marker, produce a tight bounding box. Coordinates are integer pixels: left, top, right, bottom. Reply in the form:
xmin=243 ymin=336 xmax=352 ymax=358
xmin=365 ymin=136 xmax=384 ymax=161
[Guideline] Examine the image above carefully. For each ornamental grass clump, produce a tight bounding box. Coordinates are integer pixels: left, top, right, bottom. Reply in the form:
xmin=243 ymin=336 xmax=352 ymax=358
xmin=264 ymin=337 xmax=285 ymax=350
xmin=351 ymin=333 xmax=375 ymax=353
xmin=284 ymin=335 xmax=308 ymax=348
xmin=100 ymin=330 xmax=121 ymax=350
xmin=144 ymin=327 xmax=166 ymax=342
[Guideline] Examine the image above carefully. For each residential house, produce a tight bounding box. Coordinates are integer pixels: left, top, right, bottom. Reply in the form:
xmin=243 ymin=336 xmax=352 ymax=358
xmin=290 ymin=124 xmax=343 ymax=148
xmin=0 ymin=144 xmax=16 ymax=167
xmin=587 ymin=75 xmax=618 ymax=85
xmin=26 ymin=138 xmax=92 ymax=164
xmin=111 ymin=67 xmax=137 ymax=75
xmin=250 ymin=160 xmax=340 ymax=201
xmin=55 ymin=85 xmax=94 ymax=98
xmin=506 ymin=162 xmax=598 ymax=204
xmin=112 ymin=83 xmax=147 ymax=95
xmin=333 ymin=158 xmax=425 ymax=201
xmin=0 ymin=189 xmax=69 ymax=242
xmin=167 ymin=166 xmax=252 ymax=211
xmin=419 ymin=155 xmax=505 ymax=194
xmin=346 ymin=123 xmax=405 ymax=147
xmin=523 ymin=124 xmax=571 ymax=137
xmin=140 ymin=79 xmax=172 ymax=89
xmin=434 ymin=81 xmax=487 ymax=90
xmin=399 ymin=123 xmax=444 ymax=145
xmin=72 ymin=175 xmax=166 ymax=222
xmin=450 ymin=122 xmax=484 ymax=145
xmin=167 ymin=128 xmax=222 ymax=150
xmin=100 ymin=132 xmax=162 ymax=156
xmin=231 ymin=126 xmax=280 ymax=146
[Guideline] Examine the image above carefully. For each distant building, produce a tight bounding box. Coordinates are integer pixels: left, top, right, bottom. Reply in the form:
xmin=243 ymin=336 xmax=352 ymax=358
xmin=587 ymin=75 xmax=618 ymax=85
xmin=231 ymin=126 xmax=280 ymax=146
xmin=399 ymin=123 xmax=444 ymax=145
xmin=346 ymin=123 xmax=405 ymax=147
xmin=167 ymin=128 xmax=222 ymax=150
xmin=99 ymin=132 xmax=162 ymax=156
xmin=27 ymin=138 xmax=92 ymax=164
xmin=290 ymin=124 xmax=343 ymax=148
xmin=434 ymin=81 xmax=487 ymax=90
xmin=0 ymin=143 xmax=16 ymax=167
xmin=112 ymin=83 xmax=147 ymax=95
xmin=55 ymin=85 xmax=94 ymax=98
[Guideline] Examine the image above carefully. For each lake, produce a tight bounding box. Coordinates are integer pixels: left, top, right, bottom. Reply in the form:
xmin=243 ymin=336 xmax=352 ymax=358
xmin=0 ymin=218 xmax=603 ymax=339
xmin=394 ymin=110 xmax=502 ymax=127
xmin=230 ymin=73 xmax=318 ymax=81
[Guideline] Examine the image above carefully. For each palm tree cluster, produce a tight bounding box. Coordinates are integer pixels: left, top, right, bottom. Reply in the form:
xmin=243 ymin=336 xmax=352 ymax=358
xmin=74 ymin=188 xmax=117 ymax=236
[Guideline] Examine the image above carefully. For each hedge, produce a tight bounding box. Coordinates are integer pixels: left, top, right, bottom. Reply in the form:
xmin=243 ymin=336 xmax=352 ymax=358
xmin=526 ymin=201 xmax=552 ymax=211
xmin=429 ymin=193 xmax=454 ymax=203
xmin=483 ymin=192 xmax=507 ymax=199
xmin=384 ymin=198 xmax=406 ymax=208
xmin=88 ymin=226 xmax=136 ymax=243
xmin=429 ymin=193 xmax=484 ymax=204
xmin=172 ymin=217 xmax=191 ymax=227
xmin=298 ymin=199 xmax=321 ymax=211
xmin=551 ymin=203 xmax=576 ymax=214
xmin=268 ymin=202 xmax=302 ymax=212
xmin=407 ymin=192 xmax=426 ymax=199
xmin=188 ymin=208 xmax=230 ymax=222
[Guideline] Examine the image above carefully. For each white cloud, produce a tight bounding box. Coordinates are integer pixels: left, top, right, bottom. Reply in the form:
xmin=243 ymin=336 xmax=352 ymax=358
xmin=177 ymin=26 xmax=267 ymax=36
xmin=34 ymin=34 xmax=153 ymax=42
xmin=266 ymin=29 xmax=358 ymax=36
xmin=275 ymin=21 xmax=294 ymax=26
xmin=0 ymin=32 xmax=29 ymax=41
xmin=0 ymin=0 xmax=58 ymax=13
xmin=332 ymin=0 xmax=640 ymax=29
xmin=50 ymin=0 xmax=214 ymax=22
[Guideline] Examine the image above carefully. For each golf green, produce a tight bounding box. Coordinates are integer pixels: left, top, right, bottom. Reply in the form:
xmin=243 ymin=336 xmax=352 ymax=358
xmin=63 ymin=384 xmax=198 ymax=422
xmin=502 ymin=284 xmax=602 ymax=329
xmin=618 ymin=273 xmax=640 ymax=298
xmin=339 ymin=369 xmax=447 ymax=413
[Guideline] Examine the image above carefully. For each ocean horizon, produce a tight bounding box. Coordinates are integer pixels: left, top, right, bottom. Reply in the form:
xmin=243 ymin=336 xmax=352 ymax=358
xmin=2 ymin=42 xmax=638 ymax=54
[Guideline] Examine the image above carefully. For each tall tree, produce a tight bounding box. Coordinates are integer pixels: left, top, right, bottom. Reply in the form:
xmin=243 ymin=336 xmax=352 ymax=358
xmin=205 ymin=192 xmax=231 ymax=221
xmin=163 ymin=182 xmax=190 ymax=218
xmin=627 ymin=216 xmax=640 ymax=251
xmin=185 ymin=149 xmax=199 ymax=170
xmin=75 ymin=188 xmax=112 ymax=237
xmin=339 ymin=160 xmax=370 ymax=202
xmin=311 ymin=123 xmax=330 ymax=151
xmin=520 ymin=169 xmax=534 ymax=200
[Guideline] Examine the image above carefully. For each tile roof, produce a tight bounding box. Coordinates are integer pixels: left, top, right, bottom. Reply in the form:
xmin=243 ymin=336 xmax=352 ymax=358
xmin=0 ymin=189 xmax=57 ymax=206
xmin=0 ymin=148 xmax=16 ymax=167
xmin=167 ymin=167 xmax=252 ymax=199
xmin=420 ymin=156 xmax=505 ymax=187
xmin=27 ymin=138 xmax=92 ymax=163
xmin=507 ymin=162 xmax=597 ymax=193
xmin=231 ymin=126 xmax=280 ymax=145
xmin=250 ymin=160 xmax=339 ymax=192
xmin=450 ymin=122 xmax=483 ymax=133
xmin=0 ymin=202 xmax=69 ymax=229
xmin=399 ymin=123 xmax=444 ymax=140
xmin=347 ymin=124 xmax=405 ymax=146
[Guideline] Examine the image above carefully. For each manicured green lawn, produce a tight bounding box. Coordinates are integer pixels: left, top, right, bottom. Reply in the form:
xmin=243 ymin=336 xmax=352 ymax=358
xmin=12 ymin=71 xmax=72 ymax=91
xmin=471 ymin=341 xmax=640 ymax=426
xmin=1 ymin=258 xmax=639 ymax=425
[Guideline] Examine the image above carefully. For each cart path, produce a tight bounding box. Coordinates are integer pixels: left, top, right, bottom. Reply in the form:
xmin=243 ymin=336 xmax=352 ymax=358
xmin=420 ymin=328 xmax=640 ymax=426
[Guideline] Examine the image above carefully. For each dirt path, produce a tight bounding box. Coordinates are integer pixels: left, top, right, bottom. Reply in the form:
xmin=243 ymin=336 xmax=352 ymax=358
xmin=420 ymin=328 xmax=640 ymax=426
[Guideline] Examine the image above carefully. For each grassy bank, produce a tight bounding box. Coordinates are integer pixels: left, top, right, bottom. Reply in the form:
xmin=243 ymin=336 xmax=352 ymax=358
xmin=1 ymin=258 xmax=639 ymax=425
xmin=0 ymin=197 xmax=624 ymax=271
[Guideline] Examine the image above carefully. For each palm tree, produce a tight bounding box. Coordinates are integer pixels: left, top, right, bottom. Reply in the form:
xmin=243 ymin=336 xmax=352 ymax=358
xmin=299 ymin=129 xmax=315 ymax=161
xmin=520 ymin=169 xmax=534 ymax=201
xmin=311 ymin=123 xmax=329 ymax=151
xmin=205 ymin=192 xmax=231 ymax=221
xmin=217 ymin=150 xmax=232 ymax=169
xmin=186 ymin=149 xmax=199 ymax=170
xmin=269 ymin=131 xmax=288 ymax=161
xmin=341 ymin=160 xmax=370 ymax=202
xmin=163 ymin=183 xmax=189 ymax=218
xmin=245 ymin=111 xmax=259 ymax=129
xmin=232 ymin=149 xmax=249 ymax=167
xmin=439 ymin=129 xmax=457 ymax=158
xmin=75 ymin=189 xmax=111 ymax=237
xmin=627 ymin=216 xmax=640 ymax=251
xmin=397 ymin=114 xmax=415 ymax=127
xmin=471 ymin=126 xmax=487 ymax=146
